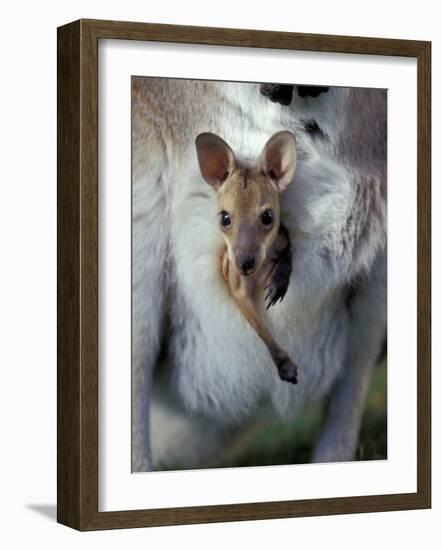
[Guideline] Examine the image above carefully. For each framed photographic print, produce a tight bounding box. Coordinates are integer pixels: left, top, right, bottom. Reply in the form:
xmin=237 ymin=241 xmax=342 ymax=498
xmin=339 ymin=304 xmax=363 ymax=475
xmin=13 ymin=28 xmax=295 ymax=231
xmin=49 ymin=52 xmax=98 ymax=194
xmin=57 ymin=19 xmax=431 ymax=530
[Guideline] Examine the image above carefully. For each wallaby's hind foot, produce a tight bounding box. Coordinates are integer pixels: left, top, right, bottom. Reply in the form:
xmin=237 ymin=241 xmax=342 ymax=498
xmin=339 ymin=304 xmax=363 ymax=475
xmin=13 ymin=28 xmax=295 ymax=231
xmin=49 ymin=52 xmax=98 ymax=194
xmin=265 ymin=224 xmax=292 ymax=309
xmin=277 ymin=355 xmax=298 ymax=385
xmin=265 ymin=262 xmax=291 ymax=309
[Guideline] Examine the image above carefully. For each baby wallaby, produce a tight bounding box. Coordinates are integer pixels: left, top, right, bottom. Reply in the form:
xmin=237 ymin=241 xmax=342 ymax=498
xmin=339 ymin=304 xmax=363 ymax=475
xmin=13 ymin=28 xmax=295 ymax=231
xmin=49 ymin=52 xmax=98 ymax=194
xmin=195 ymin=131 xmax=298 ymax=384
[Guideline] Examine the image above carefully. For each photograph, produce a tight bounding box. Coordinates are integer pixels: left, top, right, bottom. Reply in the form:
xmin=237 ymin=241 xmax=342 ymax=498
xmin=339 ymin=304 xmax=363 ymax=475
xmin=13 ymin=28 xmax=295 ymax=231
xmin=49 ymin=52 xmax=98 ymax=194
xmin=131 ymin=77 xmax=388 ymax=472
xmin=0 ymin=0 xmax=435 ymax=542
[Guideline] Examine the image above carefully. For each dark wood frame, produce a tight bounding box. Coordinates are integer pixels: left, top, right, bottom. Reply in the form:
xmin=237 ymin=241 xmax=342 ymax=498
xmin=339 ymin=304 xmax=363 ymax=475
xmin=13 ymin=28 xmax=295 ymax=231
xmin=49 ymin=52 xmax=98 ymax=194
xmin=57 ymin=18 xmax=431 ymax=531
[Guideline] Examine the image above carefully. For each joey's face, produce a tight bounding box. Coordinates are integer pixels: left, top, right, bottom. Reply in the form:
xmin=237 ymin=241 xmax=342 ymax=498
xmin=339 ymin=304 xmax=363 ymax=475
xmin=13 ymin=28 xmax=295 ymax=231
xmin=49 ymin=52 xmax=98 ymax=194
xmin=195 ymin=130 xmax=297 ymax=277
xmin=217 ymin=168 xmax=280 ymax=276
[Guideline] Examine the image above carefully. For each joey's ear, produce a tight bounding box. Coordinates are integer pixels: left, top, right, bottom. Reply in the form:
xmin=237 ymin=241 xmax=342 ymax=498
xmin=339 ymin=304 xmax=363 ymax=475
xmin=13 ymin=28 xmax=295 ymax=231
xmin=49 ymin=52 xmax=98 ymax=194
xmin=195 ymin=133 xmax=236 ymax=190
xmin=260 ymin=131 xmax=297 ymax=191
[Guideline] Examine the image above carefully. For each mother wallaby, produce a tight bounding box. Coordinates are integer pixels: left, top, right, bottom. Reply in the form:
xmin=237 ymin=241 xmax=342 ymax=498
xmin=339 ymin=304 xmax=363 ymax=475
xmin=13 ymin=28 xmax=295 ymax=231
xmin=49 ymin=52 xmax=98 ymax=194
xmin=132 ymin=79 xmax=387 ymax=471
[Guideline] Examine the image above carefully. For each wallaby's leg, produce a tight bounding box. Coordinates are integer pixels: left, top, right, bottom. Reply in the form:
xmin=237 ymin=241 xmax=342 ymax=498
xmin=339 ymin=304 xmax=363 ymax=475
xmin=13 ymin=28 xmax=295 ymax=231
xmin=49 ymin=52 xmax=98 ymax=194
xmin=222 ymin=250 xmax=297 ymax=384
xmin=132 ymin=81 xmax=170 ymax=472
xmin=313 ymin=253 xmax=387 ymax=462
xmin=239 ymin=294 xmax=298 ymax=384
xmin=132 ymin=177 xmax=168 ymax=471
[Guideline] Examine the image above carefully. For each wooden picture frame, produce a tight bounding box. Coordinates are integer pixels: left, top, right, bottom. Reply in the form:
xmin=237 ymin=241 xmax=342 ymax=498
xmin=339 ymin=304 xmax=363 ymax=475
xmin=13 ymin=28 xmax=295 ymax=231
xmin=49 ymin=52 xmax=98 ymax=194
xmin=57 ymin=18 xmax=431 ymax=531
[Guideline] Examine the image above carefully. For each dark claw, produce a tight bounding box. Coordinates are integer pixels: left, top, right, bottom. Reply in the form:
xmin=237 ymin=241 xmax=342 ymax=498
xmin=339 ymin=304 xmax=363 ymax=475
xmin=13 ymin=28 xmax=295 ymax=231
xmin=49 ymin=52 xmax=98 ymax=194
xmin=260 ymin=83 xmax=294 ymax=105
xmin=265 ymin=279 xmax=288 ymax=309
xmin=277 ymin=357 xmax=298 ymax=385
xmin=264 ymin=223 xmax=293 ymax=310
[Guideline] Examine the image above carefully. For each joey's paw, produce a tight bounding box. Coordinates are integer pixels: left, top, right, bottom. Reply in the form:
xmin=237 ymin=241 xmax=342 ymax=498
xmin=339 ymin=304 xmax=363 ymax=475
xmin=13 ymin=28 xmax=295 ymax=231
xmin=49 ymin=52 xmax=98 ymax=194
xmin=265 ymin=276 xmax=288 ymax=309
xmin=277 ymin=357 xmax=298 ymax=385
xmin=264 ymin=258 xmax=291 ymax=309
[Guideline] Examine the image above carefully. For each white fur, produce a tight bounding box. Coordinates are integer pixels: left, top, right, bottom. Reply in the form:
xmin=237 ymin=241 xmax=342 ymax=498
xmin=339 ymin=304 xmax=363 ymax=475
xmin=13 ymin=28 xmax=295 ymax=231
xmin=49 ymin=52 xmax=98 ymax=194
xmin=131 ymin=79 xmax=387 ymax=470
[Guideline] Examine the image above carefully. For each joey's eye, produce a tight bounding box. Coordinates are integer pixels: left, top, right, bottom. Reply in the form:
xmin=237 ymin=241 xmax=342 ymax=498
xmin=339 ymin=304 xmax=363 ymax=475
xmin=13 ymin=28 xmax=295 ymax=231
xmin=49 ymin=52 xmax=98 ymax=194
xmin=260 ymin=209 xmax=273 ymax=226
xmin=219 ymin=211 xmax=231 ymax=227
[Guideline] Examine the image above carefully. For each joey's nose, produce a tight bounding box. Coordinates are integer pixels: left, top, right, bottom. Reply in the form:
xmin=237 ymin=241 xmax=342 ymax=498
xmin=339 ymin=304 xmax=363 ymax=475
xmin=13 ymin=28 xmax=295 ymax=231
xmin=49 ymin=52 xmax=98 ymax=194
xmin=240 ymin=256 xmax=255 ymax=274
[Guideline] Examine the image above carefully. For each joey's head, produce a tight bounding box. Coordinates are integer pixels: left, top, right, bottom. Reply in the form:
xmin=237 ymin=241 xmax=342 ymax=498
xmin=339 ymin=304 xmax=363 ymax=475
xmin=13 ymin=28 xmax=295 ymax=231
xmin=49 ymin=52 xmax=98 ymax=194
xmin=195 ymin=131 xmax=297 ymax=277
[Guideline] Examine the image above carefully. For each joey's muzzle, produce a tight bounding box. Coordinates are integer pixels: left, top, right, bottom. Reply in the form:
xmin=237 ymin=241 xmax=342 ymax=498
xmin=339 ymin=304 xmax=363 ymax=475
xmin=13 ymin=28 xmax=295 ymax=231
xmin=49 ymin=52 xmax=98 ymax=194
xmin=232 ymin=246 xmax=262 ymax=276
xmin=238 ymin=255 xmax=256 ymax=276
